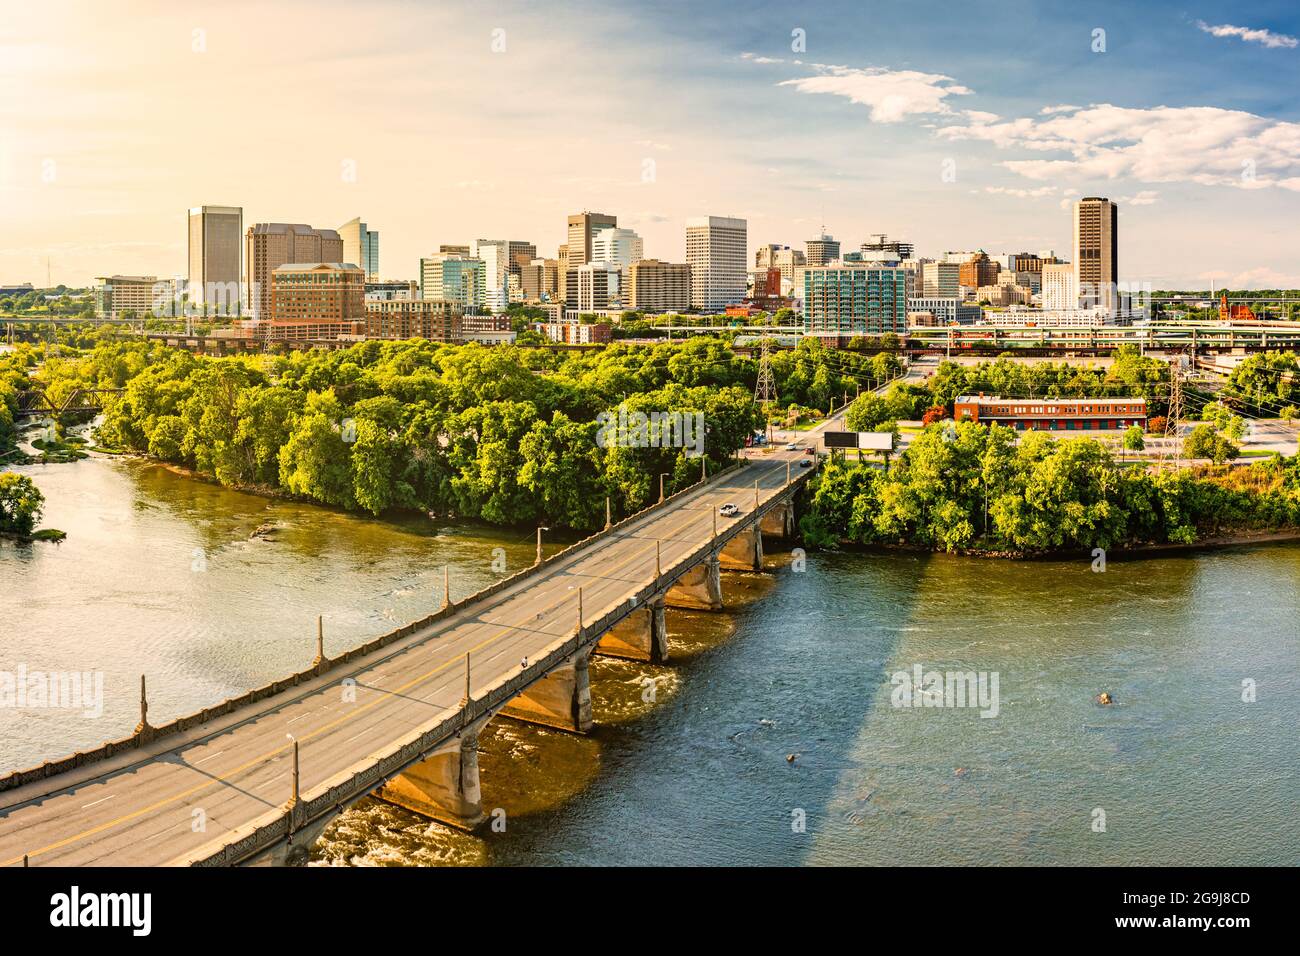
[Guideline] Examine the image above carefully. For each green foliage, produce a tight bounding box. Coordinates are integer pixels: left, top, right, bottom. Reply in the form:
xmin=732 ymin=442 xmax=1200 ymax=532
xmin=66 ymin=338 xmax=762 ymax=530
xmin=1184 ymin=423 xmax=1240 ymax=464
xmin=802 ymin=422 xmax=1299 ymax=554
xmin=0 ymin=472 xmax=44 ymax=536
xmin=1225 ymin=350 xmax=1297 ymax=416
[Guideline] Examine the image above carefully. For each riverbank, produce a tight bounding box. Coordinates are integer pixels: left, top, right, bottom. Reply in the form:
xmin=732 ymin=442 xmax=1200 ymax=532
xmin=816 ymin=527 xmax=1300 ymax=562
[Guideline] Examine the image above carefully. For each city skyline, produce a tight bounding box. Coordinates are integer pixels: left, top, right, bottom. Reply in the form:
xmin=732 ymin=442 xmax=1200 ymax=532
xmin=3 ymin=0 xmax=1300 ymax=288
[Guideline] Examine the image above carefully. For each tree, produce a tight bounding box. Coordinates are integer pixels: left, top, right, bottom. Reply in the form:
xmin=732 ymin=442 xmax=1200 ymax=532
xmin=1184 ymin=424 xmax=1239 ymax=464
xmin=921 ymin=405 xmax=947 ymax=426
xmin=0 ymin=472 xmax=44 ymax=536
xmin=1122 ymin=426 xmax=1145 ymax=453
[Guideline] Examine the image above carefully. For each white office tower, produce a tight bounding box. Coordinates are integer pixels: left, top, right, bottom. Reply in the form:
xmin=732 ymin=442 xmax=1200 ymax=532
xmin=685 ymin=216 xmax=747 ymax=312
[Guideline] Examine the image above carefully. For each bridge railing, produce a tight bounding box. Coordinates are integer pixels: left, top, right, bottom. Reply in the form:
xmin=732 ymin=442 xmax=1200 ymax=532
xmin=178 ymin=462 xmax=814 ymax=865
xmin=0 ymin=456 xmax=749 ymax=795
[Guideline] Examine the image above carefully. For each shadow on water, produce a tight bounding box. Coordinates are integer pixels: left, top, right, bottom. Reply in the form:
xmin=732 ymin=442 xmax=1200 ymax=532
xmin=312 ymin=545 xmax=935 ymax=866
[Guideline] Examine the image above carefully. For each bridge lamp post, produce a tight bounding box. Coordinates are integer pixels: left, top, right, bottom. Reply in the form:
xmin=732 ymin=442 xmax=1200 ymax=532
xmin=535 ymin=526 xmax=549 ymax=566
xmin=659 ymin=473 xmax=669 ymax=503
xmin=285 ymin=733 xmax=300 ymax=809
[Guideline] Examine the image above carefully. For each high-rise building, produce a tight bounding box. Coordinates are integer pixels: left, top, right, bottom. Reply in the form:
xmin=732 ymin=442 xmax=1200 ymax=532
xmin=626 ymin=260 xmax=690 ymax=313
xmin=566 ymin=262 xmax=622 ymax=311
xmin=439 ymin=244 xmax=471 ymax=257
xmin=520 ymin=258 xmax=560 ymax=302
xmin=187 ymin=205 xmax=242 ymax=311
xmin=958 ymin=251 xmax=1000 ymax=291
xmin=566 ymin=212 xmax=618 ymax=268
xmin=920 ymin=261 xmax=961 ymax=298
xmin=591 ymin=227 xmax=644 ymax=270
xmin=339 ymin=218 xmax=380 ymax=278
xmin=1073 ymin=197 xmax=1118 ymax=310
xmin=805 ymin=235 xmax=841 ymax=267
xmin=803 ymin=265 xmax=908 ymax=335
xmin=506 ymin=240 xmax=537 ymax=277
xmin=261 ymin=262 xmax=365 ymax=339
xmin=471 ymin=239 xmax=513 ymax=313
xmin=1041 ymin=263 xmax=1078 ymax=311
xmin=686 ymin=216 xmax=747 ymax=312
xmin=244 ymin=224 xmax=344 ymax=318
xmin=754 ymin=244 xmax=805 ymax=289
xmin=420 ymin=254 xmax=486 ymax=311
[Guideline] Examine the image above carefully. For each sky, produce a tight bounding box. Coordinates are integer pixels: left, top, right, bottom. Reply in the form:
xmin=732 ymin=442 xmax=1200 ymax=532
xmin=2 ymin=0 xmax=1299 ymax=289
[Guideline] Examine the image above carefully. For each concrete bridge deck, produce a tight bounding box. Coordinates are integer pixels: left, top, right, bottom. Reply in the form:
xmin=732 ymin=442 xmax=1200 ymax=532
xmin=0 ymin=452 xmax=813 ymax=866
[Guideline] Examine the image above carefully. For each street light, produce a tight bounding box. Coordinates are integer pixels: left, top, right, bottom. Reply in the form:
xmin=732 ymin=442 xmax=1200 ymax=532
xmin=659 ymin=472 xmax=669 ymax=503
xmin=285 ymin=733 xmax=299 ymax=808
xmin=535 ymin=526 xmax=549 ymax=566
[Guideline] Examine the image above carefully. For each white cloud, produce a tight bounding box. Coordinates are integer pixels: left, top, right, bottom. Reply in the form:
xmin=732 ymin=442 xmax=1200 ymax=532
xmin=983 ymin=185 xmax=1057 ymax=198
xmin=1195 ymin=21 xmax=1298 ymax=49
xmin=1117 ymin=190 xmax=1159 ymax=206
xmin=939 ymin=103 xmax=1300 ymax=191
xmin=776 ymin=64 xmax=972 ymax=123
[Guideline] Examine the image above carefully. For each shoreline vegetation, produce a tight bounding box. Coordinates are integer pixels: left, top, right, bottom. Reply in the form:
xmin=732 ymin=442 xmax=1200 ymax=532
xmin=2 ymin=333 xmax=1297 ymax=558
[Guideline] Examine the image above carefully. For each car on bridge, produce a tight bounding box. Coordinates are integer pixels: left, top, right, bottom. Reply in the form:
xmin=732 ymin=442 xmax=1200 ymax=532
xmin=784 ymin=443 xmax=798 ymax=450
xmin=719 ymin=503 xmax=739 ymax=517
xmin=799 ymin=458 xmax=813 ymax=468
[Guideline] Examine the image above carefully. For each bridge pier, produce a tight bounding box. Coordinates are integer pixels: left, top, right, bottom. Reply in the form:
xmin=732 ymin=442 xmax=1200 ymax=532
xmin=719 ymin=524 xmax=764 ymax=571
xmin=376 ymin=714 xmax=491 ymax=831
xmin=760 ymin=500 xmax=795 ymax=540
xmin=665 ymin=554 xmax=723 ymax=610
xmin=499 ymin=646 xmax=593 ymax=733
xmin=597 ymin=595 xmax=669 ymax=663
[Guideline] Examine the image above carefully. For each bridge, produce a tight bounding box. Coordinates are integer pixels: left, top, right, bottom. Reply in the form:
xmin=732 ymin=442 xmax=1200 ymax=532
xmin=0 ymin=451 xmax=816 ymax=866
xmin=14 ymin=386 xmax=123 ymax=419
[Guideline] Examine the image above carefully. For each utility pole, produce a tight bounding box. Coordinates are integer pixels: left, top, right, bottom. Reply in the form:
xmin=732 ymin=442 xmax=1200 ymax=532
xmin=753 ymin=317 xmax=776 ymax=406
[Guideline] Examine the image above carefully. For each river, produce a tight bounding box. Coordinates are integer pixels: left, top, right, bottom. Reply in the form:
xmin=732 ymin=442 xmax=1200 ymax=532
xmin=2 ymin=453 xmax=1297 ymax=865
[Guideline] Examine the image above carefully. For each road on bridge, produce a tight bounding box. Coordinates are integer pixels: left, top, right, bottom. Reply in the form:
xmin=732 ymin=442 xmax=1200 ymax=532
xmin=0 ymin=451 xmax=809 ymax=866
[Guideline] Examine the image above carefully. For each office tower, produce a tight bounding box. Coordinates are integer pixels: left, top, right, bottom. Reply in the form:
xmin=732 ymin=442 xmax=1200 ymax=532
xmin=439 ymin=244 xmax=471 ymax=256
xmin=1073 ymin=197 xmax=1118 ymax=310
xmin=506 ymin=241 xmax=537 ymax=277
xmin=471 ymin=239 xmax=513 ymax=313
xmin=861 ymin=234 xmax=914 ymax=260
xmin=94 ymin=276 xmax=173 ymax=321
xmin=591 ymin=227 xmax=644 ymax=270
xmin=244 ymin=223 xmax=344 ymax=318
xmin=1041 ymin=262 xmax=1078 ymax=311
xmin=266 ymin=263 xmax=365 ymax=338
xmin=958 ymin=251 xmax=1000 ymax=290
xmin=339 ymin=218 xmax=380 ymax=278
xmin=187 ymin=205 xmax=242 ymax=311
xmin=420 ymin=254 xmax=485 ymax=310
xmin=803 ymin=265 xmax=908 ymax=334
xmin=921 ymin=261 xmax=961 ymax=298
xmin=566 ymin=212 xmax=618 ymax=267
xmin=806 ymin=235 xmax=840 ymax=267
xmin=626 ymin=260 xmax=690 ymax=313
xmin=754 ymin=244 xmax=806 ymax=287
xmin=520 ymin=258 xmax=560 ymax=302
xmin=565 ymin=262 xmax=621 ymax=311
xmin=685 ymin=216 xmax=747 ymax=312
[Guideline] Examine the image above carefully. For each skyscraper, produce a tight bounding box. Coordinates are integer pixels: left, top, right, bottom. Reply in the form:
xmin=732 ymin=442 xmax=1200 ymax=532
xmin=244 ymin=223 xmax=344 ymax=318
xmin=1073 ymin=197 xmax=1118 ymax=311
xmin=339 ymin=218 xmax=379 ymax=278
xmin=566 ymin=212 xmax=618 ymax=268
xmin=591 ymin=227 xmax=644 ymax=270
xmin=187 ymin=205 xmax=242 ymax=312
xmin=685 ymin=216 xmax=747 ymax=312
xmin=806 ymin=235 xmax=841 ymax=267
xmin=471 ymin=239 xmax=513 ymax=314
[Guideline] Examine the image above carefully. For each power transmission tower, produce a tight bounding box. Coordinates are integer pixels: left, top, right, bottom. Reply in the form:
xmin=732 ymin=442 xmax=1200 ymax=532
xmin=1162 ymin=357 xmax=1185 ymax=469
xmin=753 ymin=323 xmax=776 ymax=406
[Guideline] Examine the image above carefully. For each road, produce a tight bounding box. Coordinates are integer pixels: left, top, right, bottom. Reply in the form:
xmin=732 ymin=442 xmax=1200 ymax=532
xmin=0 ymin=452 xmax=809 ymax=866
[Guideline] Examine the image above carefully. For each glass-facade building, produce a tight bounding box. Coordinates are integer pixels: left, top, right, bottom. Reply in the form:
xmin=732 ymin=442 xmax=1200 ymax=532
xmin=802 ymin=265 xmax=907 ymax=334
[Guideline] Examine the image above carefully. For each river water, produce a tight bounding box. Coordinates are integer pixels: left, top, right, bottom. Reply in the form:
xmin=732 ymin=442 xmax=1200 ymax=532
xmin=2 ymin=454 xmax=1297 ymax=866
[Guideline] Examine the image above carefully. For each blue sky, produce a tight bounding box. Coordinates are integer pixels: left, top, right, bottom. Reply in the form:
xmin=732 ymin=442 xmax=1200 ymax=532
xmin=2 ymin=0 xmax=1298 ymax=287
